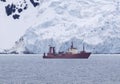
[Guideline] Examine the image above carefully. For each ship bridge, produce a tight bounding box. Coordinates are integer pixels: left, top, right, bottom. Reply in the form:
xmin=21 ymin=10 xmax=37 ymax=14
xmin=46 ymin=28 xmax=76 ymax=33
xmin=67 ymin=42 xmax=78 ymax=54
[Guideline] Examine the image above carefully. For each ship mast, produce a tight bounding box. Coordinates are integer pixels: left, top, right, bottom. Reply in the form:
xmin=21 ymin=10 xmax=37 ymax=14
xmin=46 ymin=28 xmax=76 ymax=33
xmin=71 ymin=42 xmax=73 ymax=49
xmin=83 ymin=43 xmax=85 ymax=52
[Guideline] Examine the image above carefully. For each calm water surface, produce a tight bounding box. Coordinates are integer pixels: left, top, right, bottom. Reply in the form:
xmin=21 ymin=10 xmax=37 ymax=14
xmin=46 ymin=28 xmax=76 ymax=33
xmin=0 ymin=54 xmax=120 ymax=84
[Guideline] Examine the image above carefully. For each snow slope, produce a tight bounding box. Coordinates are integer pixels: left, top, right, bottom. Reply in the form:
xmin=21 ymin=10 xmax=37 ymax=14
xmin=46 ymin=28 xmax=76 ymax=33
xmin=0 ymin=0 xmax=42 ymax=49
xmin=5 ymin=0 xmax=120 ymax=54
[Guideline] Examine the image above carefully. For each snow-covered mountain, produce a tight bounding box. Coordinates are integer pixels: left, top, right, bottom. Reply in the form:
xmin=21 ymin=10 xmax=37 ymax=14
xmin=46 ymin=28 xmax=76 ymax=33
xmin=5 ymin=0 xmax=120 ymax=54
xmin=0 ymin=49 xmax=5 ymax=54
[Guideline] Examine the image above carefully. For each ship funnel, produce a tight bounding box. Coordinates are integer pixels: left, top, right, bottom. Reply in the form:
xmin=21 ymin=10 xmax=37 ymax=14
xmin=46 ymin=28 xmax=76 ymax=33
xmin=49 ymin=47 xmax=52 ymax=53
xmin=49 ymin=45 xmax=56 ymax=54
xmin=53 ymin=47 xmax=56 ymax=54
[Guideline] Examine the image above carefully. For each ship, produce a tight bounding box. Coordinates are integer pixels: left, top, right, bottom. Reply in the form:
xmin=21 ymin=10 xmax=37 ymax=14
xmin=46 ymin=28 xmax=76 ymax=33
xmin=43 ymin=42 xmax=91 ymax=59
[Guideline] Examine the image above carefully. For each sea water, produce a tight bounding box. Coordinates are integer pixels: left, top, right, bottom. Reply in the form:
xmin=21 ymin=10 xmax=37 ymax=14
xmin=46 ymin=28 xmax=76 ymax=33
xmin=0 ymin=54 xmax=120 ymax=84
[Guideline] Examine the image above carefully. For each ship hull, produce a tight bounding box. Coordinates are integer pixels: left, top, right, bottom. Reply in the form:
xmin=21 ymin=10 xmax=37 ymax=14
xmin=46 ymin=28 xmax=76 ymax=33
xmin=43 ymin=52 xmax=91 ymax=59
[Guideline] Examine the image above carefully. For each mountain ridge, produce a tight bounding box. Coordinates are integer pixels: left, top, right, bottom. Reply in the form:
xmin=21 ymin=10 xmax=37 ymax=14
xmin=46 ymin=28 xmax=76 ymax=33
xmin=3 ymin=0 xmax=120 ymax=54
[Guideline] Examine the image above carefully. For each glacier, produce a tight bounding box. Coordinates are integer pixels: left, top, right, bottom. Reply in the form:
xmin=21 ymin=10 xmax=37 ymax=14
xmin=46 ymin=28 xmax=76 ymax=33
xmin=5 ymin=0 xmax=120 ymax=54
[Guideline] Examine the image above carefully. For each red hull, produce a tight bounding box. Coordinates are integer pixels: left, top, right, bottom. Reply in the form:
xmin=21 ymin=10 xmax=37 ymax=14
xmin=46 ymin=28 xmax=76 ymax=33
xmin=43 ymin=42 xmax=91 ymax=59
xmin=43 ymin=52 xmax=91 ymax=59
